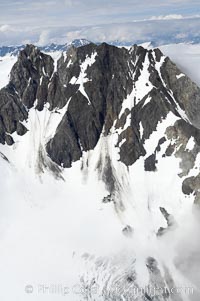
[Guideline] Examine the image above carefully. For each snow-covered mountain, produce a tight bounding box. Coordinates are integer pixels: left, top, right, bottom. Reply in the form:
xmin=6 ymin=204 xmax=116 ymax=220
xmin=0 ymin=42 xmax=200 ymax=300
xmin=41 ymin=39 xmax=91 ymax=53
xmin=0 ymin=39 xmax=91 ymax=57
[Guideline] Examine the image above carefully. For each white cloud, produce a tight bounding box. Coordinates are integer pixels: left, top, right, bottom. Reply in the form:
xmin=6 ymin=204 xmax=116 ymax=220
xmin=60 ymin=18 xmax=200 ymax=44
xmin=37 ymin=30 xmax=50 ymax=46
xmin=149 ymin=14 xmax=200 ymax=21
xmin=0 ymin=24 xmax=11 ymax=32
xmin=65 ymin=30 xmax=83 ymax=42
xmin=150 ymin=14 xmax=184 ymax=20
xmin=22 ymin=38 xmax=33 ymax=45
xmin=0 ymin=13 xmax=200 ymax=46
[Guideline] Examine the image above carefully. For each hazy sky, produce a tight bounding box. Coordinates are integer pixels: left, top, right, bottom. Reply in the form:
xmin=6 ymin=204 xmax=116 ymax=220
xmin=0 ymin=0 xmax=200 ymax=45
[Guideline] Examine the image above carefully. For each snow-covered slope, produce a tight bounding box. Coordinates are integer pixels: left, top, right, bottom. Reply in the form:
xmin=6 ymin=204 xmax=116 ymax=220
xmin=0 ymin=108 xmax=198 ymax=301
xmin=0 ymin=43 xmax=200 ymax=301
xmin=0 ymin=54 xmax=17 ymax=89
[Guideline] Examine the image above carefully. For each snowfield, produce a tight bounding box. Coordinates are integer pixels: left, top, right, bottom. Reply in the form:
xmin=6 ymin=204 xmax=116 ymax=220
xmin=0 ymin=54 xmax=17 ymax=89
xmin=0 ymin=106 xmax=198 ymax=301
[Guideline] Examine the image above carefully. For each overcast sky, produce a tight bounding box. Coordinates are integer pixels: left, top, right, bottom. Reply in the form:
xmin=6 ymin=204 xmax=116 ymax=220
xmin=0 ymin=0 xmax=200 ymax=45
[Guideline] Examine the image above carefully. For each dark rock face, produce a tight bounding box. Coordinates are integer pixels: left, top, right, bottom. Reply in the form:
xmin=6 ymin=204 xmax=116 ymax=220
xmin=156 ymin=137 xmax=166 ymax=152
xmin=1 ymin=42 xmax=200 ymax=172
xmin=46 ymin=112 xmax=82 ymax=168
xmin=144 ymin=154 xmax=157 ymax=172
xmin=0 ymin=45 xmax=55 ymax=144
xmin=161 ymin=58 xmax=200 ymax=128
xmin=164 ymin=119 xmax=200 ymax=198
xmin=182 ymin=177 xmax=195 ymax=195
xmin=47 ymin=43 xmax=134 ymax=166
xmin=0 ymin=85 xmax=28 ymax=144
xmin=10 ymin=45 xmax=54 ymax=110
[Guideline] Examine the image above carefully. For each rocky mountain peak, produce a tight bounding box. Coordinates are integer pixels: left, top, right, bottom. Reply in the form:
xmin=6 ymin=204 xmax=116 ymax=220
xmin=1 ymin=42 xmax=200 ymax=173
xmin=19 ymin=44 xmax=39 ymax=57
